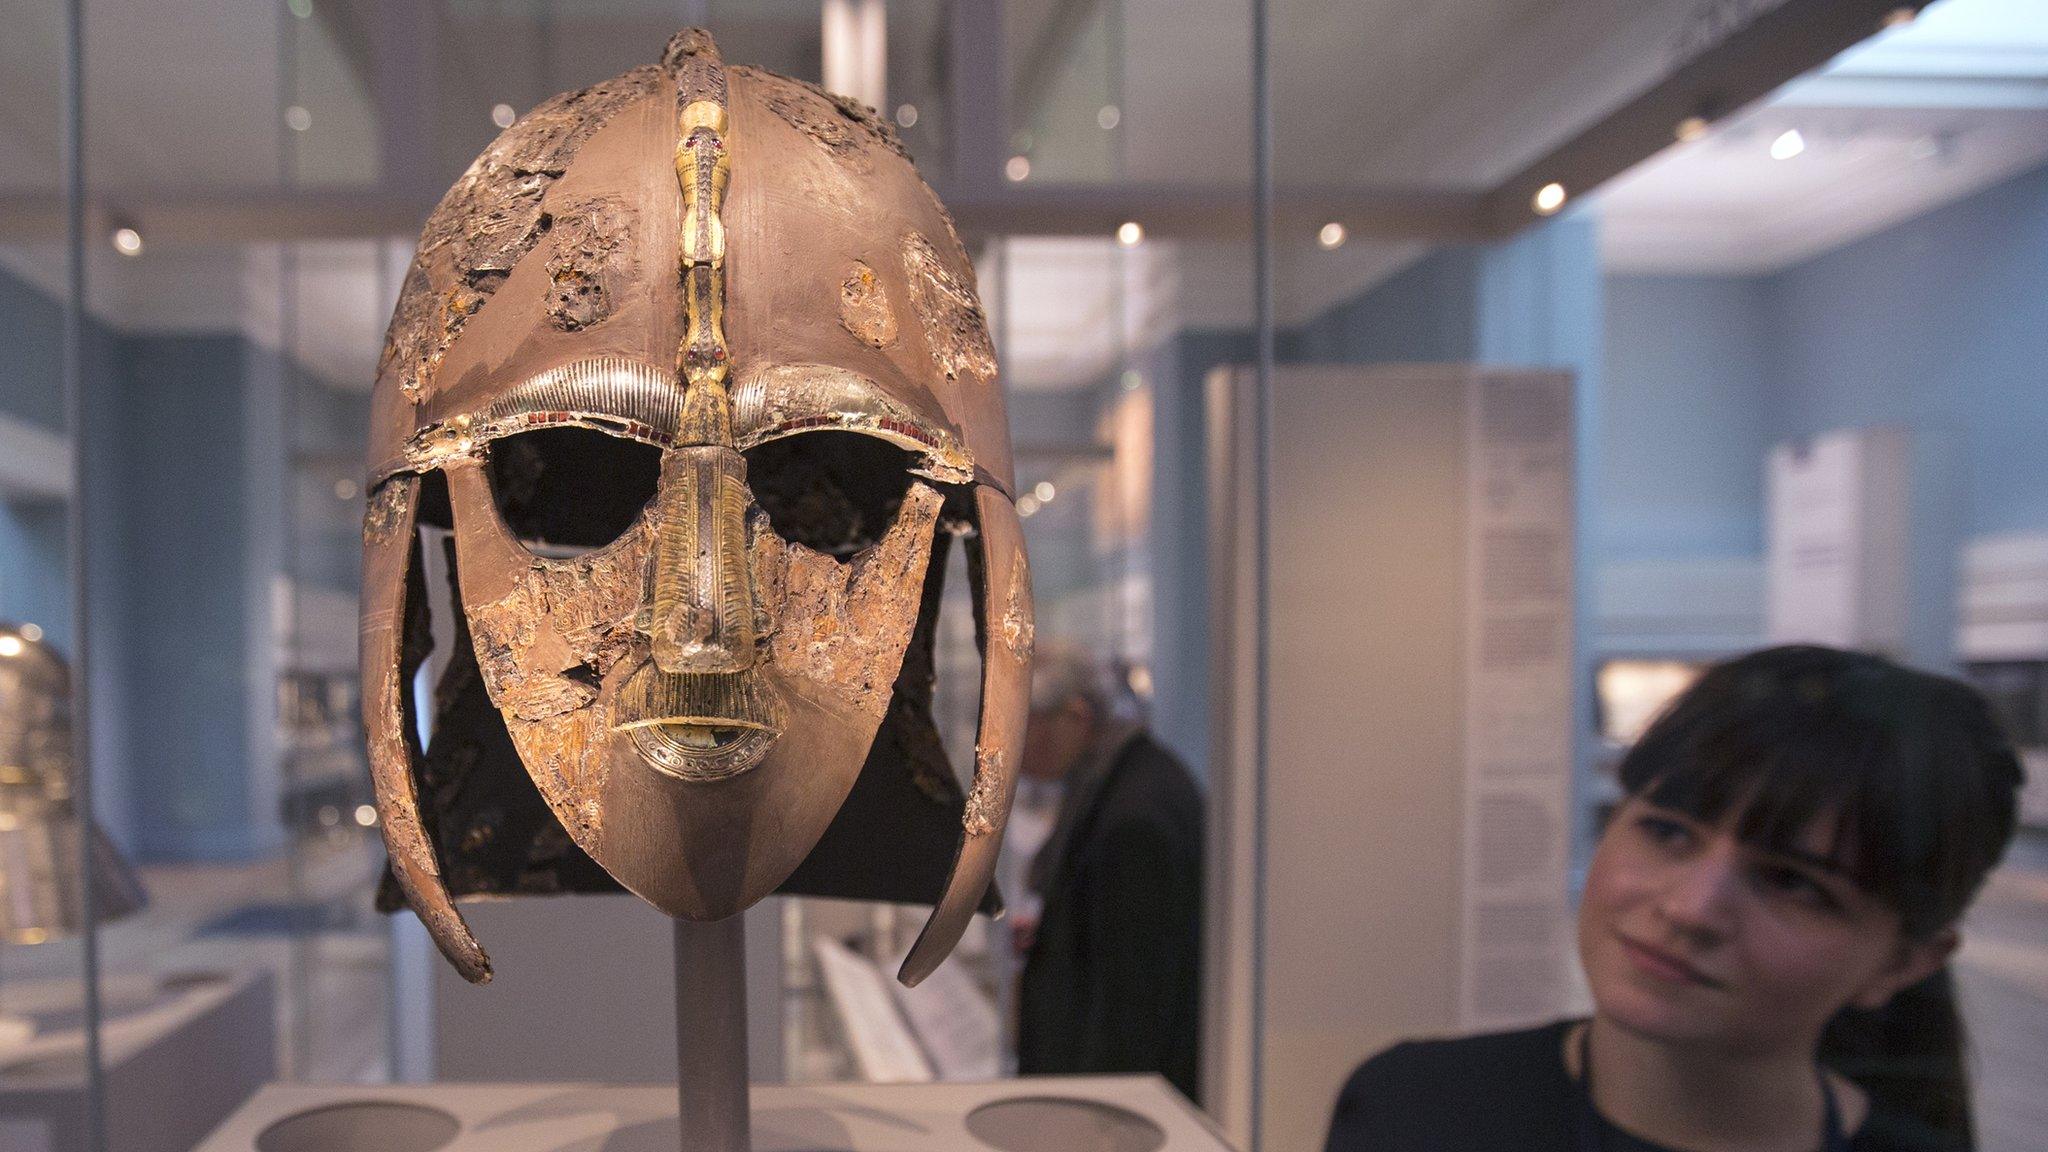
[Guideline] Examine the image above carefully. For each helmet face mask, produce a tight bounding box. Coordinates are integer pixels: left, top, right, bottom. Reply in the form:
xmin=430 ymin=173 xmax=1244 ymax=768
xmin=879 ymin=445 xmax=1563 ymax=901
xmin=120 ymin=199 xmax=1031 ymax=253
xmin=362 ymin=29 xmax=1030 ymax=987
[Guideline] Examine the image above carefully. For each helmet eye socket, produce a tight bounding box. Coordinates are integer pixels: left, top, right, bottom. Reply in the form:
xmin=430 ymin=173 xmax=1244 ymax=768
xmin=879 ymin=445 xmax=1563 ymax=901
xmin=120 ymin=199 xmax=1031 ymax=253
xmin=743 ymin=432 xmax=916 ymax=558
xmin=485 ymin=426 xmax=661 ymax=554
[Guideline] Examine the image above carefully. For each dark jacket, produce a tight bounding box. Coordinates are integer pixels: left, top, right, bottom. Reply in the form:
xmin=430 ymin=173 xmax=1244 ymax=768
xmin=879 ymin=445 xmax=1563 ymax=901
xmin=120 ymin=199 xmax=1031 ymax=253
xmin=1017 ymin=730 xmax=1204 ymax=1102
xmin=1324 ymin=1020 xmax=1949 ymax=1152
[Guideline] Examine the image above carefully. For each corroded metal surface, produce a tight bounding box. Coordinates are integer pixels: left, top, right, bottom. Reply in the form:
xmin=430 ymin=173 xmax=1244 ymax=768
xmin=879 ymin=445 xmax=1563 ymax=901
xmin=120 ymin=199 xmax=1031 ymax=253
xmin=377 ymin=67 xmax=662 ymax=404
xmin=544 ymin=198 xmax=631 ymax=331
xmin=361 ymin=474 xmax=490 ymax=982
xmin=748 ymin=67 xmax=909 ymax=172
xmin=903 ymin=232 xmax=999 ymax=386
xmin=364 ymin=27 xmax=1030 ymax=984
xmin=839 ymin=262 xmax=898 ymax=349
xmin=899 ymin=486 xmax=1032 ymax=987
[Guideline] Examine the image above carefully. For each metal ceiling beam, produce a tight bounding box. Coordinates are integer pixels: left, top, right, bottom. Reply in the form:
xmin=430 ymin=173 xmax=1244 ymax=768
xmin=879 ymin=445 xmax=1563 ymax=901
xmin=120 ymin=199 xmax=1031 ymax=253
xmin=368 ymin=0 xmax=440 ymax=197
xmin=0 ymin=182 xmax=1482 ymax=246
xmin=1481 ymin=0 xmax=1936 ymax=236
xmin=0 ymin=0 xmax=1924 ymax=252
xmin=949 ymin=0 xmax=1009 ymax=186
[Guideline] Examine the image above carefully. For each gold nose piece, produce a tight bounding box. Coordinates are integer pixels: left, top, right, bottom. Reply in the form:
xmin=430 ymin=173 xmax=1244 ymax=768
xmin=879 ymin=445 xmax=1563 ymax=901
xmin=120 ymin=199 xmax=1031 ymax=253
xmin=645 ymin=448 xmax=761 ymax=676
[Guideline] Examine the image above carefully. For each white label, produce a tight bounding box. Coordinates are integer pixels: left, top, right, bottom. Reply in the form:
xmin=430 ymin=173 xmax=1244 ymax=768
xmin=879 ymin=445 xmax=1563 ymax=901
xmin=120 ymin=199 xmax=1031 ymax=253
xmin=1460 ymin=372 xmax=1576 ymax=1030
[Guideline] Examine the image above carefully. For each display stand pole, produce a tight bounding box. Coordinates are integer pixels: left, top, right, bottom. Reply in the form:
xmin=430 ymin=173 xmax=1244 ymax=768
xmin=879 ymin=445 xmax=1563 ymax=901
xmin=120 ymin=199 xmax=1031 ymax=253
xmin=673 ymin=915 xmax=751 ymax=1152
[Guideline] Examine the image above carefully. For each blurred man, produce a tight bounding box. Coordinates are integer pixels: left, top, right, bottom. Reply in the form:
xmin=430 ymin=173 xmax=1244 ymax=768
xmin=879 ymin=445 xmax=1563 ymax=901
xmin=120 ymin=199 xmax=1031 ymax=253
xmin=1015 ymin=642 xmax=1204 ymax=1102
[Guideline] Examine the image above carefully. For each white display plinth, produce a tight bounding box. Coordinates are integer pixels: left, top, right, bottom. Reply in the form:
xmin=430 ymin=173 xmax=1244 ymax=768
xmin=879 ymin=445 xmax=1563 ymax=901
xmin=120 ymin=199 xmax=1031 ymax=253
xmin=196 ymin=1076 xmax=1233 ymax=1152
xmin=0 ymin=969 xmax=275 ymax=1152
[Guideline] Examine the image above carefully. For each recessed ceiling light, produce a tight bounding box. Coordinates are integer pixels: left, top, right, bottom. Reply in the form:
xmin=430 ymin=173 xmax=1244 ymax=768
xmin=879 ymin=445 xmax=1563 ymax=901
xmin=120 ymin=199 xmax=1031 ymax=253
xmin=895 ymin=103 xmax=918 ymax=128
xmin=111 ymin=226 xmax=143 ymax=257
xmin=288 ymin=0 xmax=313 ymax=17
xmin=1882 ymin=7 xmax=1916 ymax=29
xmin=491 ymin=103 xmax=516 ymax=128
xmin=18 ymin=623 xmax=42 ymax=643
xmin=1769 ymin=129 xmax=1805 ymax=160
xmin=285 ymin=105 xmax=312 ymax=132
xmin=1034 ymin=481 xmax=1056 ymax=503
xmin=1116 ymin=221 xmax=1144 ymax=246
xmin=1317 ymin=222 xmax=1347 ymax=249
xmin=1121 ymin=369 xmax=1144 ymax=392
xmin=1532 ymin=182 xmax=1567 ymax=216
xmin=1005 ymin=155 xmax=1031 ymax=182
xmin=1097 ymin=104 xmax=1121 ymax=131
xmin=0 ymin=636 xmax=20 ymax=657
xmin=1675 ymin=115 xmax=1710 ymax=143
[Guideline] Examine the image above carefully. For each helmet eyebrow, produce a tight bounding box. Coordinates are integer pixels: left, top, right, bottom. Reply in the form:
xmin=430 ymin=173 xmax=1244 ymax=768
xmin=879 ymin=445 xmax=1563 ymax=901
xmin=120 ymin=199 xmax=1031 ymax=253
xmin=377 ymin=357 xmax=680 ymax=481
xmin=732 ymin=363 xmax=974 ymax=485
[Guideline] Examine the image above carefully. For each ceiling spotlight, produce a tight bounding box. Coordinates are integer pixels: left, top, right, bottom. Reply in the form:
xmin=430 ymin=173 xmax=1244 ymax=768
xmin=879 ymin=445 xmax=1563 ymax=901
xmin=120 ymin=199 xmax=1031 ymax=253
xmin=285 ymin=105 xmax=313 ymax=132
xmin=1532 ymin=182 xmax=1567 ymax=216
xmin=18 ymin=623 xmax=42 ymax=643
xmin=288 ymin=0 xmax=313 ymax=17
xmin=1882 ymin=6 xmax=1916 ymax=29
xmin=1017 ymin=494 xmax=1041 ymax=518
xmin=1097 ymin=104 xmax=1121 ymax=131
xmin=491 ymin=103 xmax=516 ymax=129
xmin=354 ymin=804 xmax=378 ymax=827
xmin=1769 ymin=128 xmax=1805 ymax=160
xmin=1005 ymin=154 xmax=1031 ymax=182
xmin=1675 ymin=115 xmax=1710 ymax=143
xmin=1033 ymin=481 xmax=1057 ymax=503
xmin=1116 ymin=221 xmax=1144 ymax=247
xmin=895 ymin=103 xmax=918 ymax=128
xmin=333 ymin=478 xmax=360 ymax=501
xmin=1317 ymin=221 xmax=1347 ymax=249
xmin=0 ymin=636 xmax=21 ymax=658
xmin=111 ymin=226 xmax=144 ymax=257
xmin=1121 ymin=369 xmax=1144 ymax=392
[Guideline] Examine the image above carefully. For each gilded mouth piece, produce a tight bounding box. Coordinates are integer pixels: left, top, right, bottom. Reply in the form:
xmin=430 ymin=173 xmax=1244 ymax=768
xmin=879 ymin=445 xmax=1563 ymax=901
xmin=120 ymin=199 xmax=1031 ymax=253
xmin=615 ymin=665 xmax=784 ymax=782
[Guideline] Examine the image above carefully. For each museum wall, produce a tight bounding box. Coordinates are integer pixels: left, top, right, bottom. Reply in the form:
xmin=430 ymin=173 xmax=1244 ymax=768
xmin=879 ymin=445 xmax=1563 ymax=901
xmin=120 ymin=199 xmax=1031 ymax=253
xmin=0 ymin=260 xmax=300 ymax=862
xmin=1766 ymin=158 xmax=2048 ymax=539
xmin=0 ymin=263 xmax=89 ymax=661
xmin=1284 ymin=248 xmax=1485 ymax=364
xmin=1600 ymin=275 xmax=1774 ymax=565
xmin=1146 ymin=329 xmax=1255 ymax=782
xmin=1603 ymin=156 xmax=2048 ymax=666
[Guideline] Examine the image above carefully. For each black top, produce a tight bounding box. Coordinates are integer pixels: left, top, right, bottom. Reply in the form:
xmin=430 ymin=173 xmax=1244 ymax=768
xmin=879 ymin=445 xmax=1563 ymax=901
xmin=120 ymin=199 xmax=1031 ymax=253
xmin=1324 ymin=1021 xmax=1949 ymax=1152
xmin=1017 ymin=731 xmax=1204 ymax=1102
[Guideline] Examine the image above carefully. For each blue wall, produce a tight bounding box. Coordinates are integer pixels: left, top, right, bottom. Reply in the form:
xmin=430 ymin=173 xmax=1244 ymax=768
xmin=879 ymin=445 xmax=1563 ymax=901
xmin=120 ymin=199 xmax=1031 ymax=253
xmin=0 ymin=260 xmax=290 ymax=861
xmin=1603 ymin=158 xmax=2048 ymax=666
xmin=110 ymin=334 xmax=266 ymax=859
xmin=1763 ymin=159 xmax=2048 ymax=541
xmin=1600 ymin=275 xmax=1774 ymax=564
xmin=1286 ymin=248 xmax=1483 ymax=364
xmin=0 ymin=265 xmax=67 ymax=432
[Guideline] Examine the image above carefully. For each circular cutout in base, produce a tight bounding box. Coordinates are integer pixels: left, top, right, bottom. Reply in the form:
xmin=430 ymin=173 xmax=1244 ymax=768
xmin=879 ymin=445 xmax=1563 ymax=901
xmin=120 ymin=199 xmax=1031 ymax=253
xmin=256 ymin=1101 xmax=460 ymax=1152
xmin=965 ymin=1096 xmax=1167 ymax=1152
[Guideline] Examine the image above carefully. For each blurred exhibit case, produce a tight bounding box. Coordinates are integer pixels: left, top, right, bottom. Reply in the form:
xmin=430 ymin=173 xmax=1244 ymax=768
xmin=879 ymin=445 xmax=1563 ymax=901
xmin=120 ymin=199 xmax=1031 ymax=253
xmin=1205 ymin=364 xmax=1579 ymax=1152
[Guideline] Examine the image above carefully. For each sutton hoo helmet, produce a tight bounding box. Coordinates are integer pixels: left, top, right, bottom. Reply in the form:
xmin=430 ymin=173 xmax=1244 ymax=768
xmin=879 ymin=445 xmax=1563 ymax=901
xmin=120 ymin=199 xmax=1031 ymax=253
xmin=362 ymin=29 xmax=1032 ymax=986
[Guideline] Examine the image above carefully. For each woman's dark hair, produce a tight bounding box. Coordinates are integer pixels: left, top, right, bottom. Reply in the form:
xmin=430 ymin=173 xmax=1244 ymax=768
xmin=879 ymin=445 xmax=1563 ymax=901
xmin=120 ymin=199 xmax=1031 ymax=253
xmin=1617 ymin=644 xmax=2026 ymax=1148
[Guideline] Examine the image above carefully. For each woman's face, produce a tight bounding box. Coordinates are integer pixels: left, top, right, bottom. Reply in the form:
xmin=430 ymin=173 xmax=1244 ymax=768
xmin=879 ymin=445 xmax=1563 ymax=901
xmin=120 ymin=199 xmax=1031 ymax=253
xmin=1577 ymin=795 xmax=1955 ymax=1057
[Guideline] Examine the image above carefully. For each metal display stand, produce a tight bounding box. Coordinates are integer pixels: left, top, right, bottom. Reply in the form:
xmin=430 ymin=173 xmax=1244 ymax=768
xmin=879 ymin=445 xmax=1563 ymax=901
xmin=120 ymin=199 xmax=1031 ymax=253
xmin=674 ymin=917 xmax=750 ymax=1152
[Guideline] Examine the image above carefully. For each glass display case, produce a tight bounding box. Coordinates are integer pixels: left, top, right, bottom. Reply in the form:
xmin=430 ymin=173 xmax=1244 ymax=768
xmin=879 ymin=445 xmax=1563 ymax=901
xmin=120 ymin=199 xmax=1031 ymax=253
xmin=10 ymin=3 xmax=2047 ymax=1151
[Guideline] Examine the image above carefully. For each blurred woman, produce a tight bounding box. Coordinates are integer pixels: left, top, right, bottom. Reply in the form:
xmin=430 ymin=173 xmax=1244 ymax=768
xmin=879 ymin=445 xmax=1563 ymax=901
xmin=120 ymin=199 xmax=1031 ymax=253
xmin=1325 ymin=645 xmax=2024 ymax=1151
